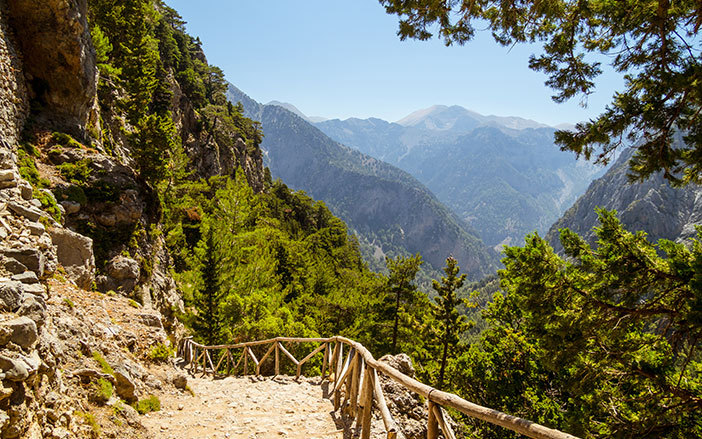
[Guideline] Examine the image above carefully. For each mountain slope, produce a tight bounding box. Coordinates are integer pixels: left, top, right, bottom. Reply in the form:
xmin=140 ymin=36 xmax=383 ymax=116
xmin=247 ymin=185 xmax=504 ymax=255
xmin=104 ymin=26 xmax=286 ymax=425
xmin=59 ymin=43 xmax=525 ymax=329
xmin=227 ymin=85 xmax=498 ymax=278
xmin=316 ymin=110 xmax=603 ymax=248
xmin=546 ymin=148 xmax=702 ymax=251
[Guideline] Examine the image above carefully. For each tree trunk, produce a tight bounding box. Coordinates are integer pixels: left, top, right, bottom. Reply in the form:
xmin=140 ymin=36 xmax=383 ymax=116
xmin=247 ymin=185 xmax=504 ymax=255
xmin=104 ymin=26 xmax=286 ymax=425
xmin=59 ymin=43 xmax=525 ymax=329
xmin=391 ymin=288 xmax=400 ymax=353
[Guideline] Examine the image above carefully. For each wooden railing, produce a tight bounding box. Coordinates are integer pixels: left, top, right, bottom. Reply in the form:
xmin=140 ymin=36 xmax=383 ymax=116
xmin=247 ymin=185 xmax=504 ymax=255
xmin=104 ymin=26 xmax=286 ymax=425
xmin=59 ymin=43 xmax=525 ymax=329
xmin=178 ymin=336 xmax=580 ymax=439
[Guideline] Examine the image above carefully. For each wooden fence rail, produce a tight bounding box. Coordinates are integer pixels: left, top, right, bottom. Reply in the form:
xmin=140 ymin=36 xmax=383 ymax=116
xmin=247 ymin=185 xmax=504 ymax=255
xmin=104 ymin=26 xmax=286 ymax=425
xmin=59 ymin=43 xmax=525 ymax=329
xmin=178 ymin=336 xmax=580 ymax=439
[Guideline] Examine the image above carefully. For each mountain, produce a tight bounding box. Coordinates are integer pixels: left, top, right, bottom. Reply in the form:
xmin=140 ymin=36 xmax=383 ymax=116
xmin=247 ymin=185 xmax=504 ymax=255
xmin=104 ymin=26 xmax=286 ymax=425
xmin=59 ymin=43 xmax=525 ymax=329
xmin=546 ymin=147 xmax=702 ymax=251
xmin=266 ymin=100 xmax=328 ymax=123
xmin=228 ymin=85 xmax=498 ymax=279
xmin=315 ymin=107 xmax=604 ymax=249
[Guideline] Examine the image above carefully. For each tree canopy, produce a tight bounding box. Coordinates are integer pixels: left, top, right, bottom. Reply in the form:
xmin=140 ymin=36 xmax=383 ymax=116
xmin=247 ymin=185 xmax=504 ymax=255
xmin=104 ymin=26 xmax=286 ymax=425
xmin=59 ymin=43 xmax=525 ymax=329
xmin=379 ymin=0 xmax=702 ymax=185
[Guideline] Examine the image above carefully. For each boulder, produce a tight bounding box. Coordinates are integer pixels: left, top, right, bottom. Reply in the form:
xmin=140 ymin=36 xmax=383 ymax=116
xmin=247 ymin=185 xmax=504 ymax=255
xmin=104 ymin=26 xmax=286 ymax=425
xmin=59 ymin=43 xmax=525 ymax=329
xmin=26 ymin=221 xmax=45 ymax=236
xmin=0 ymin=355 xmax=29 ymax=381
xmin=1 ymin=248 xmax=45 ymax=278
xmin=49 ymin=227 xmax=94 ymax=289
xmin=112 ymin=365 xmax=137 ymax=403
xmin=105 ymin=256 xmax=140 ymax=294
xmin=59 ymin=201 xmax=80 ymax=215
xmin=0 ymin=280 xmax=23 ymax=311
xmin=0 ymin=316 xmax=38 ymax=349
xmin=138 ymin=313 xmax=162 ymax=328
xmin=172 ymin=372 xmax=188 ymax=390
xmin=20 ymin=283 xmax=45 ymax=297
xmin=3 ymin=258 xmax=27 ymax=275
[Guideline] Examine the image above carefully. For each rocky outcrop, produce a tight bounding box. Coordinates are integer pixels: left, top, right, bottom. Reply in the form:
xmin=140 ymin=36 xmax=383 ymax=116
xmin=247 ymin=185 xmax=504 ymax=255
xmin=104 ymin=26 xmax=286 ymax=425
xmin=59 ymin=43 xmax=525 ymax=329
xmin=49 ymin=227 xmax=94 ymax=289
xmin=547 ymin=148 xmax=702 ymax=252
xmin=5 ymin=0 xmax=98 ymax=141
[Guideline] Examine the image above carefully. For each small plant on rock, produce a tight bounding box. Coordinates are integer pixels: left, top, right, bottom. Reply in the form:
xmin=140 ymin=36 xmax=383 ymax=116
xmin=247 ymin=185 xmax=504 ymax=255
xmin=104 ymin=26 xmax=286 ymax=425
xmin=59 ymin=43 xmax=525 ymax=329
xmin=134 ymin=395 xmax=160 ymax=414
xmin=93 ymin=377 xmax=113 ymax=403
xmin=92 ymin=351 xmax=114 ymax=375
xmin=76 ymin=411 xmax=101 ymax=437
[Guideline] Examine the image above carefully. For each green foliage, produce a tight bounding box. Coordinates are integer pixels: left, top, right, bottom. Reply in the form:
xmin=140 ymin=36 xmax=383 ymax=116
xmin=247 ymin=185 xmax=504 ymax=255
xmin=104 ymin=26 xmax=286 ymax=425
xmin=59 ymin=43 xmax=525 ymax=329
xmin=380 ymin=0 xmax=702 ymax=185
xmin=128 ymin=299 xmax=140 ymax=308
xmin=51 ymin=132 xmax=83 ymax=149
xmin=452 ymin=209 xmax=702 ymax=438
xmin=431 ymin=256 xmax=472 ymax=390
xmin=57 ymin=159 xmax=91 ymax=184
xmin=92 ymin=351 xmax=114 ymax=375
xmin=134 ymin=395 xmax=160 ymax=414
xmin=384 ymin=254 xmax=423 ymax=353
xmin=33 ymin=188 xmax=61 ymax=222
xmin=17 ymin=143 xmax=49 ymax=188
xmin=93 ymin=377 xmax=113 ymax=403
xmin=62 ymin=298 xmax=75 ymax=309
xmin=147 ymin=343 xmax=174 ymax=363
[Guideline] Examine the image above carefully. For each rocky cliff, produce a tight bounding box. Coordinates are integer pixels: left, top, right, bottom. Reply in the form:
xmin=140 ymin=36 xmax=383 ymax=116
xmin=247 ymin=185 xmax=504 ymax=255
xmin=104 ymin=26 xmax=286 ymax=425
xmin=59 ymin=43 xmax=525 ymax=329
xmin=0 ymin=0 xmax=265 ymax=437
xmin=546 ymin=147 xmax=702 ymax=251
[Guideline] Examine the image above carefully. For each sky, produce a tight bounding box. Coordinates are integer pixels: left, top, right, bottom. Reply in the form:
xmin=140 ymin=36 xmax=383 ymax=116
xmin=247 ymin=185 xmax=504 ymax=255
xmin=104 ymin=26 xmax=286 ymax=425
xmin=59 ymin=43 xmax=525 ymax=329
xmin=165 ymin=0 xmax=623 ymax=126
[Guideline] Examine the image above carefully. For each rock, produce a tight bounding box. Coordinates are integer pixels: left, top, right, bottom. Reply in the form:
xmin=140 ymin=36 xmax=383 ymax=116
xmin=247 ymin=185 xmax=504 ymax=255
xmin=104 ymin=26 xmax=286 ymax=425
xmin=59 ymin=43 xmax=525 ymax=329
xmin=7 ymin=201 xmax=43 ymax=222
xmin=0 ymin=409 xmax=8 ymax=431
xmin=21 ymin=283 xmax=45 ymax=296
xmin=1 ymin=248 xmax=45 ymax=278
xmin=0 ymin=355 xmax=29 ymax=381
xmin=59 ymin=201 xmax=80 ymax=215
xmin=26 ymin=221 xmax=45 ymax=236
xmin=113 ymin=366 xmax=137 ymax=403
xmin=138 ymin=313 xmax=162 ymax=328
xmin=0 ymin=170 xmax=14 ymax=182
xmin=11 ymin=271 xmax=39 ymax=284
xmin=0 ymin=316 xmax=38 ymax=349
xmin=97 ymin=213 xmax=116 ymax=227
xmin=18 ymin=181 xmax=33 ymax=201
xmin=0 ymin=280 xmax=23 ymax=311
xmin=49 ymin=227 xmax=94 ymax=289
xmin=70 ymin=368 xmax=116 ymax=384
xmin=49 ymin=427 xmax=72 ymax=439
xmin=145 ymin=374 xmax=162 ymax=389
xmin=172 ymin=372 xmax=188 ymax=390
xmin=104 ymin=256 xmax=140 ymax=294
xmin=18 ymin=294 xmax=47 ymax=328
xmin=0 ymin=180 xmax=17 ymax=189
xmin=19 ymin=350 xmax=40 ymax=375
xmin=3 ymin=258 xmax=27 ymax=275
xmin=380 ymin=353 xmax=415 ymax=378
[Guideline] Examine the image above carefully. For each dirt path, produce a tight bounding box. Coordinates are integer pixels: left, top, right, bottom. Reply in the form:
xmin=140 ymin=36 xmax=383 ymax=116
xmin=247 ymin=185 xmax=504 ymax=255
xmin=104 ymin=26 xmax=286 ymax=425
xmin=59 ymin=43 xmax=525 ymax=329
xmin=142 ymin=375 xmax=386 ymax=439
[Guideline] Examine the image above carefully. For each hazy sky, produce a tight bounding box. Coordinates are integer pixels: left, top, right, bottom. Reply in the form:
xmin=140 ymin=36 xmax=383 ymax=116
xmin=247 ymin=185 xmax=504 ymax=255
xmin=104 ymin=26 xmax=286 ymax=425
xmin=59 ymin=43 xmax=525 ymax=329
xmin=165 ymin=0 xmax=623 ymax=126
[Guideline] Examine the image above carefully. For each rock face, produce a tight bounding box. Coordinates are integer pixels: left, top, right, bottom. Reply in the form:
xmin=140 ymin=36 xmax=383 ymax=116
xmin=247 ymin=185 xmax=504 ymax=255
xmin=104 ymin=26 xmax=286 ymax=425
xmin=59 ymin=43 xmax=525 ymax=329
xmin=49 ymin=227 xmax=95 ymax=289
xmin=5 ymin=0 xmax=98 ymax=140
xmin=547 ymin=148 xmax=702 ymax=251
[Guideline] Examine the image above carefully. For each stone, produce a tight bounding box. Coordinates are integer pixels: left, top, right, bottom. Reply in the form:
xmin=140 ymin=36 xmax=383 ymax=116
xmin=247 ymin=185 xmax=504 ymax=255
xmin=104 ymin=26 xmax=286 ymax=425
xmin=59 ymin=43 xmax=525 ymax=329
xmin=172 ymin=372 xmax=188 ymax=390
xmin=113 ymin=365 xmax=137 ymax=403
xmin=1 ymin=248 xmax=45 ymax=278
xmin=0 ymin=410 xmax=8 ymax=431
xmin=26 ymin=221 xmax=45 ymax=236
xmin=19 ymin=350 xmax=40 ymax=375
xmin=11 ymin=271 xmax=38 ymax=284
xmin=18 ymin=294 xmax=47 ymax=328
xmin=7 ymin=201 xmax=43 ymax=222
xmin=20 ymin=283 xmax=45 ymax=296
xmin=0 ymin=316 xmax=38 ymax=349
xmin=59 ymin=201 xmax=80 ymax=215
xmin=0 ymin=280 xmax=23 ymax=311
xmin=0 ymin=170 xmax=14 ymax=182
xmin=3 ymin=258 xmax=27 ymax=275
xmin=18 ymin=181 xmax=33 ymax=200
xmin=0 ymin=180 xmax=17 ymax=189
xmin=0 ymin=355 xmax=29 ymax=381
xmin=97 ymin=213 xmax=116 ymax=227
xmin=49 ymin=227 xmax=94 ymax=289
xmin=138 ymin=313 xmax=162 ymax=328
xmin=105 ymin=256 xmax=140 ymax=294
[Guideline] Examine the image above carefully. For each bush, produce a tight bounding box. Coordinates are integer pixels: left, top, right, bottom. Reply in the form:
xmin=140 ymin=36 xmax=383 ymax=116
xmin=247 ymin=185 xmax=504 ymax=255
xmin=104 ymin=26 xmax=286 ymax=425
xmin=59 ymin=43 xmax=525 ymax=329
xmin=52 ymin=132 xmax=83 ymax=149
xmin=147 ymin=343 xmax=173 ymax=363
xmin=134 ymin=395 xmax=160 ymax=414
xmin=33 ymin=188 xmax=62 ymax=222
xmin=57 ymin=159 xmax=91 ymax=184
xmin=76 ymin=411 xmax=101 ymax=437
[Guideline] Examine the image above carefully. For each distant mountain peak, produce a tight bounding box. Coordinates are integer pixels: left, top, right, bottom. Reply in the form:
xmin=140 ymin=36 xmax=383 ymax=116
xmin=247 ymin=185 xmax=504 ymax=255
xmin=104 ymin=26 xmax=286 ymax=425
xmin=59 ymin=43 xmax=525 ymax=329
xmin=396 ymin=104 xmax=550 ymax=131
xmin=265 ymin=100 xmax=328 ymax=123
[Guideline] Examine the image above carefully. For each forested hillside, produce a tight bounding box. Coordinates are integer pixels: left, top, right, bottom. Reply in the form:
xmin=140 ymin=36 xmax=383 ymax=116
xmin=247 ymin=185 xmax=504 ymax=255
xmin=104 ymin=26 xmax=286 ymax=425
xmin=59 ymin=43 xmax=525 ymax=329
xmin=227 ymin=85 xmax=498 ymax=279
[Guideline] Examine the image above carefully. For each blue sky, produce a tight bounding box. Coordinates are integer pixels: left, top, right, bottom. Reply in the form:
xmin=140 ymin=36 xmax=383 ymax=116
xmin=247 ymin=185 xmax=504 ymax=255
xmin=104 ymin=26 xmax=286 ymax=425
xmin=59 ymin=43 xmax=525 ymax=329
xmin=165 ymin=0 xmax=623 ymax=126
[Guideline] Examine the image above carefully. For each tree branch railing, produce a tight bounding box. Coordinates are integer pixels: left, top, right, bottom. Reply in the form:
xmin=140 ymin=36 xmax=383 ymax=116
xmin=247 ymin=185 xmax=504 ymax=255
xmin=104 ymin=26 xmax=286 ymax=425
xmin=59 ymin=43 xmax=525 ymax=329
xmin=178 ymin=336 xmax=580 ymax=439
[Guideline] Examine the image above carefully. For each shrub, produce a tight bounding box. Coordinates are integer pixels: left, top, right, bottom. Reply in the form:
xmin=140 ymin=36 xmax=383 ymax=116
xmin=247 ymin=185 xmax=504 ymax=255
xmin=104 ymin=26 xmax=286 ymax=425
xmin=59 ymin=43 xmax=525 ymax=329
xmin=147 ymin=343 xmax=173 ymax=363
xmin=33 ymin=188 xmax=62 ymax=222
xmin=128 ymin=299 xmax=140 ymax=308
xmin=76 ymin=411 xmax=101 ymax=437
xmin=62 ymin=298 xmax=74 ymax=309
xmin=52 ymin=132 xmax=83 ymax=149
xmin=57 ymin=159 xmax=91 ymax=184
xmin=134 ymin=395 xmax=160 ymax=414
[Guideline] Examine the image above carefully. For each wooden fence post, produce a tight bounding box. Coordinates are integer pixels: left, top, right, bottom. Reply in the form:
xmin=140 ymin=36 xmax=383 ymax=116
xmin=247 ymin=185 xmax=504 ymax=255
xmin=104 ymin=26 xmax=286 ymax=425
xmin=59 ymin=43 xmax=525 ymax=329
xmin=275 ymin=342 xmax=280 ymax=376
xmin=360 ymin=366 xmax=375 ymax=439
xmin=427 ymin=400 xmax=439 ymax=439
xmin=322 ymin=342 xmax=329 ymax=378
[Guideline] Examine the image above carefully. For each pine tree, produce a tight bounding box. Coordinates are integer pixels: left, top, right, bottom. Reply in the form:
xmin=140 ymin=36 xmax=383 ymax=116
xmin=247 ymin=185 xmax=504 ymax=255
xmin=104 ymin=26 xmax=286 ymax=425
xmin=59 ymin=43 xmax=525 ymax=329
xmin=432 ymin=256 xmax=471 ymax=390
xmin=385 ymin=254 xmax=423 ymax=353
xmin=192 ymin=221 xmax=225 ymax=346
